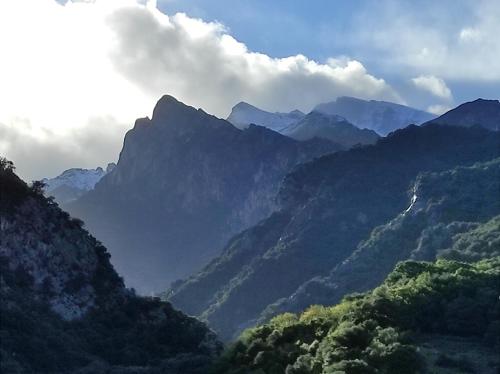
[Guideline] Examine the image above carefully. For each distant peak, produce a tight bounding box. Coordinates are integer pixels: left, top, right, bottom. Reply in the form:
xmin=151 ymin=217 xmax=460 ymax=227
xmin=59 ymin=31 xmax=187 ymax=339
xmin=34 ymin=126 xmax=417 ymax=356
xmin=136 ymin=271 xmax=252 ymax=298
xmin=467 ymin=98 xmax=500 ymax=106
xmin=152 ymin=94 xmax=193 ymax=122
xmin=232 ymin=101 xmax=259 ymax=111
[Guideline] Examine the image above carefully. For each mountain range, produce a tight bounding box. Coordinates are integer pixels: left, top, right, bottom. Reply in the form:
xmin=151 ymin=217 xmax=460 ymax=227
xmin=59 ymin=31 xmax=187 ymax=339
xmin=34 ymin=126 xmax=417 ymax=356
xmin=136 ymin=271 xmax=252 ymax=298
xmin=314 ymin=96 xmax=436 ymax=135
xmin=65 ymin=95 xmax=340 ymax=293
xmin=1 ymin=95 xmax=499 ymax=373
xmin=228 ymin=96 xmax=436 ymax=137
xmin=43 ymin=163 xmax=116 ymax=204
xmin=168 ymin=115 xmax=500 ymax=339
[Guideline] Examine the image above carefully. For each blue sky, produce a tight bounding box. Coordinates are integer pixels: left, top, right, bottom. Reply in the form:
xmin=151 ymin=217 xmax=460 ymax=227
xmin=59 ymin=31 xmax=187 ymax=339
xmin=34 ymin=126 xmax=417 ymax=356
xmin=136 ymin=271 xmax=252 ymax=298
xmin=159 ymin=0 xmax=500 ymax=107
xmin=1 ymin=0 xmax=499 ymax=179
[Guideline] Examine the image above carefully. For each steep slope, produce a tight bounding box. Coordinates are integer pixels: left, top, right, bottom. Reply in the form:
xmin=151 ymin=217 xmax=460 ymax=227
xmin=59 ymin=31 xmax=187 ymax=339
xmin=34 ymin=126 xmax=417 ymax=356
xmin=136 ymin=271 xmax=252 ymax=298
xmin=0 ymin=158 xmax=220 ymax=373
xmin=262 ymin=159 xmax=500 ymax=319
xmin=168 ymin=124 xmax=500 ymax=340
xmin=284 ymin=111 xmax=380 ymax=147
xmin=314 ymin=96 xmax=435 ymax=135
xmin=43 ymin=163 xmax=116 ymax=204
xmin=67 ymin=95 xmax=339 ymax=293
xmin=227 ymin=101 xmax=305 ymax=131
xmin=213 ymin=258 xmax=500 ymax=374
xmin=425 ymin=98 xmax=500 ymax=131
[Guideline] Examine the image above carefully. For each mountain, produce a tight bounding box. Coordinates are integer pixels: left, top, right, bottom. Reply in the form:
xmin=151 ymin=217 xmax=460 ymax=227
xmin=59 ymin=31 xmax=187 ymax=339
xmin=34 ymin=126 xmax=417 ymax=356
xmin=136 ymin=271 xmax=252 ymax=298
xmin=260 ymin=158 xmax=500 ymax=320
xmin=213 ymin=258 xmax=500 ymax=373
xmin=43 ymin=163 xmax=116 ymax=204
xmin=227 ymin=101 xmax=305 ymax=132
xmin=425 ymin=98 xmax=500 ymax=131
xmin=227 ymin=102 xmax=379 ymax=148
xmin=66 ymin=95 xmax=340 ymax=294
xmin=0 ymin=158 xmax=220 ymax=373
xmin=283 ymin=111 xmax=380 ymax=147
xmin=314 ymin=96 xmax=435 ymax=135
xmin=167 ymin=124 xmax=500 ymax=340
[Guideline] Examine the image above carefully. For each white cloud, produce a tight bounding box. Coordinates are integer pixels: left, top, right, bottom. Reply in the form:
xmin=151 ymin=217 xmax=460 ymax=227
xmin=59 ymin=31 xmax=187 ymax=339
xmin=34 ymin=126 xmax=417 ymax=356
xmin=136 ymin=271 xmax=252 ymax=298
xmin=427 ymin=104 xmax=452 ymax=116
xmin=411 ymin=75 xmax=452 ymax=100
xmin=0 ymin=0 xmax=402 ymax=180
xmin=354 ymin=0 xmax=500 ymax=82
xmin=459 ymin=27 xmax=482 ymax=43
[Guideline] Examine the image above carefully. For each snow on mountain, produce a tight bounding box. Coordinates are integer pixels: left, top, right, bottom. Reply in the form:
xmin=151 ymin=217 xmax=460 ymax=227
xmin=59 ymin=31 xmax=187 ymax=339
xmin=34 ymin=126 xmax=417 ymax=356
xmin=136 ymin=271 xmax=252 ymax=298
xmin=227 ymin=101 xmax=305 ymax=132
xmin=43 ymin=163 xmax=116 ymax=203
xmin=314 ymin=96 xmax=436 ymax=135
xmin=283 ymin=111 xmax=380 ymax=148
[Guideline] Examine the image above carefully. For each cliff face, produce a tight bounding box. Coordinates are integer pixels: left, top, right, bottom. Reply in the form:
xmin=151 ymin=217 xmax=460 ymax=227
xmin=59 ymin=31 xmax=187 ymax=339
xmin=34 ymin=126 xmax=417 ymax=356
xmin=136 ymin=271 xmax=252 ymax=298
xmin=67 ymin=95 xmax=340 ymax=293
xmin=168 ymin=124 xmax=500 ymax=340
xmin=0 ymin=160 xmax=220 ymax=373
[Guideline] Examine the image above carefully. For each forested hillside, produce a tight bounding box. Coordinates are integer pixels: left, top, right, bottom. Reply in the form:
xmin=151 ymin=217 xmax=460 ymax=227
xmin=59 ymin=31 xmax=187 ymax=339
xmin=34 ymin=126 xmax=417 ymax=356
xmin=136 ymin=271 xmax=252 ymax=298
xmin=213 ymin=258 xmax=500 ymax=373
xmin=0 ymin=159 xmax=220 ymax=374
xmin=262 ymin=158 xmax=500 ymax=319
xmin=168 ymin=124 xmax=500 ymax=340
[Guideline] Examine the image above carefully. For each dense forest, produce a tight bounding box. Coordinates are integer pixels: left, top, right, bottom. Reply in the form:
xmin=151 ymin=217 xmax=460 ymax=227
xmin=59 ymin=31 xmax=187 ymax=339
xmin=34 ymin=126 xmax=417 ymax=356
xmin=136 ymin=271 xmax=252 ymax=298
xmin=213 ymin=258 xmax=499 ymax=373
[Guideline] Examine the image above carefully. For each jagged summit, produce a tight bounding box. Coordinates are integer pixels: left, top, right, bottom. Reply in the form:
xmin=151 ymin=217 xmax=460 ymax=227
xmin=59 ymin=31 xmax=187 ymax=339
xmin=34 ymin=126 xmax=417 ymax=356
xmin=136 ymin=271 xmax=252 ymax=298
xmin=232 ymin=101 xmax=258 ymax=111
xmin=43 ymin=164 xmax=115 ymax=204
xmin=151 ymin=94 xmax=197 ymax=122
xmin=150 ymin=94 xmax=233 ymax=132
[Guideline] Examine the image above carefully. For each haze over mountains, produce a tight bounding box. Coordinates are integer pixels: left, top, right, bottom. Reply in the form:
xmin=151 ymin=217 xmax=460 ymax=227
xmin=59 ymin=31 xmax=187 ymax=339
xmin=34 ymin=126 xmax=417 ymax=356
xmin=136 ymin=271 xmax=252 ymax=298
xmin=168 ymin=119 xmax=500 ymax=339
xmin=228 ymin=96 xmax=436 ymax=137
xmin=43 ymin=163 xmax=116 ymax=204
xmin=2 ymin=94 xmax=499 ymax=373
xmin=52 ymin=96 xmax=498 ymax=298
xmin=65 ymin=95 xmax=340 ymax=293
xmin=314 ymin=96 xmax=436 ymax=135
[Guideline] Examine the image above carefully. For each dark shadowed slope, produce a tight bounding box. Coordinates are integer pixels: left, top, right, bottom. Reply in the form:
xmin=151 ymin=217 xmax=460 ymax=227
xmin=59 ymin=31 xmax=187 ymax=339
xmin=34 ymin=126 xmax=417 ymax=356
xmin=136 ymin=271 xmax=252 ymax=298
xmin=261 ymin=158 xmax=500 ymax=321
xmin=425 ymin=98 xmax=500 ymax=131
xmin=67 ymin=95 xmax=340 ymax=293
xmin=168 ymin=124 xmax=500 ymax=340
xmin=0 ymin=158 xmax=220 ymax=374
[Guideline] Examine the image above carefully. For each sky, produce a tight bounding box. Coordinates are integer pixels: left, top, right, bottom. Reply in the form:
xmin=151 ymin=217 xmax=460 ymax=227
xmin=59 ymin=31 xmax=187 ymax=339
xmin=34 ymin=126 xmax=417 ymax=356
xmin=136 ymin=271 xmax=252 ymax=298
xmin=0 ymin=0 xmax=499 ymax=180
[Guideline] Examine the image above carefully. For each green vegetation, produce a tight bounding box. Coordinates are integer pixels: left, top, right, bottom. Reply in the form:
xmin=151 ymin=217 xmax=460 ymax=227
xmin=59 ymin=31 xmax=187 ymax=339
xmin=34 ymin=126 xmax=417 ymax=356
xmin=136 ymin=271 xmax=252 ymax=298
xmin=439 ymin=216 xmax=500 ymax=262
xmin=169 ymin=125 xmax=500 ymax=340
xmin=213 ymin=259 xmax=500 ymax=373
xmin=0 ymin=159 xmax=220 ymax=373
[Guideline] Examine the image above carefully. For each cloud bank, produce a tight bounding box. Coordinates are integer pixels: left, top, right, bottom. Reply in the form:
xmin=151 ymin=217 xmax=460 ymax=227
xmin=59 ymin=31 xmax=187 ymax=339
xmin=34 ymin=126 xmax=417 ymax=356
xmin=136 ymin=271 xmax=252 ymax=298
xmin=411 ymin=75 xmax=452 ymax=100
xmin=355 ymin=0 xmax=500 ymax=82
xmin=0 ymin=0 xmax=401 ymax=180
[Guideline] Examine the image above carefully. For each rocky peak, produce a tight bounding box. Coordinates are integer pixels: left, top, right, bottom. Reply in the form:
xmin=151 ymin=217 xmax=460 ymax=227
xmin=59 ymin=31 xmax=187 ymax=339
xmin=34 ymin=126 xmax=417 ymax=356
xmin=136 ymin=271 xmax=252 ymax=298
xmin=67 ymin=96 xmax=339 ymax=293
xmin=105 ymin=162 xmax=116 ymax=173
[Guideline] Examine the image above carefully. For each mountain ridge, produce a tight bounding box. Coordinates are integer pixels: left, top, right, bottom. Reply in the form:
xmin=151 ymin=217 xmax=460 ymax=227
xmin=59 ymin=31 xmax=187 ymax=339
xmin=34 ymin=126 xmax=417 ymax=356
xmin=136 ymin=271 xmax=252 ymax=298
xmin=168 ymin=123 xmax=500 ymax=340
xmin=66 ymin=96 xmax=340 ymax=293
